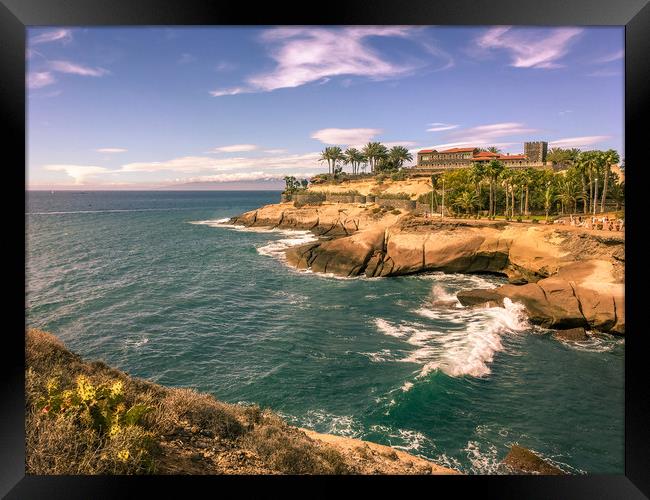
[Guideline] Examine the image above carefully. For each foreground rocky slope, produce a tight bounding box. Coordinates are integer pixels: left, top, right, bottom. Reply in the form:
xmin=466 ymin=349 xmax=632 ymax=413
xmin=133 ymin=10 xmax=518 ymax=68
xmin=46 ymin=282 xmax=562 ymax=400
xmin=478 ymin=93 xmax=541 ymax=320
xmin=26 ymin=329 xmax=457 ymax=475
xmin=232 ymin=202 xmax=624 ymax=334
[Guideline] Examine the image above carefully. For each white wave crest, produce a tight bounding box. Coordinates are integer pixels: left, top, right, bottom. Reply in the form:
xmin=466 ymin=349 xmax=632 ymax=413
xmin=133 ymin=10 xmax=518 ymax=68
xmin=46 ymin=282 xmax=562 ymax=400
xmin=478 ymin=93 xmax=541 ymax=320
xmin=375 ymin=298 xmax=529 ymax=378
xmin=257 ymin=230 xmax=319 ymax=259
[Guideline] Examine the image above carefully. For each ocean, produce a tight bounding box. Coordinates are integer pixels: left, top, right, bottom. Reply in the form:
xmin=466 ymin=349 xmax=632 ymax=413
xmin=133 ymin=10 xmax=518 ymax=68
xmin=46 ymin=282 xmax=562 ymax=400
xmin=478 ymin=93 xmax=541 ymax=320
xmin=26 ymin=190 xmax=624 ymax=474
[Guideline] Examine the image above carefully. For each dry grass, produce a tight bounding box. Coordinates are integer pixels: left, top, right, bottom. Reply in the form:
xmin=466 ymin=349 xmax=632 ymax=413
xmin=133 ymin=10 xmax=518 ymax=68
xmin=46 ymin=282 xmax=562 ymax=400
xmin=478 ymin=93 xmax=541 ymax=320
xmin=25 ymin=329 xmax=351 ymax=475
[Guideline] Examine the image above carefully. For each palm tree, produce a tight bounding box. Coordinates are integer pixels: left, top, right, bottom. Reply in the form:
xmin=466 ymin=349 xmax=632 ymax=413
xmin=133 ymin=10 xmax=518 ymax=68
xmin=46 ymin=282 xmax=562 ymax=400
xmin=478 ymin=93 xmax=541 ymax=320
xmin=499 ymin=169 xmax=513 ymax=218
xmin=319 ymin=146 xmax=342 ymax=175
xmin=600 ymin=149 xmax=620 ymax=212
xmin=547 ymin=148 xmax=569 ymax=170
xmin=454 ymin=190 xmax=478 ymax=215
xmin=362 ymin=142 xmax=388 ymax=173
xmin=582 ymin=151 xmax=602 ymax=213
xmin=469 ymin=162 xmax=486 ymax=213
xmin=319 ymin=148 xmax=332 ymax=175
xmin=556 ymin=176 xmax=579 ymax=215
xmin=389 ymin=146 xmax=413 ymax=169
xmin=544 ymin=181 xmax=555 ymax=222
xmin=575 ymin=154 xmax=590 ymax=214
xmin=344 ymin=147 xmax=365 ymax=175
xmin=484 ymin=160 xmax=505 ymax=217
xmin=331 ymin=147 xmax=345 ymax=177
xmin=487 ymin=146 xmax=502 ymax=154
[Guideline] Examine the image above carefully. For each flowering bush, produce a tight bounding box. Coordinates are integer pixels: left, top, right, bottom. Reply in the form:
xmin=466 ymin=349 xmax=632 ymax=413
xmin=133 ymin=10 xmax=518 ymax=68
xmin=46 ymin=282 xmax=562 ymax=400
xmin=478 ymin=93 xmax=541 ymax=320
xmin=37 ymin=375 xmax=154 ymax=472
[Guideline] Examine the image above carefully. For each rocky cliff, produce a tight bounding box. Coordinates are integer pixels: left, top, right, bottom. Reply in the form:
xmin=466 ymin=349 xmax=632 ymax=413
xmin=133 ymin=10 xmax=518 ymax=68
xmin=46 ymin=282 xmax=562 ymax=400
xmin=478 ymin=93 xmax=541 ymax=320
xmin=231 ymin=202 xmax=624 ymax=334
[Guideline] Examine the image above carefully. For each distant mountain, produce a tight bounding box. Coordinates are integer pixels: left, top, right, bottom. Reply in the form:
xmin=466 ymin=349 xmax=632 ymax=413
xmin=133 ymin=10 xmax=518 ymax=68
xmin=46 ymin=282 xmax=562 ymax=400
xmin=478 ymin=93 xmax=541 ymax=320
xmin=157 ymin=179 xmax=284 ymax=191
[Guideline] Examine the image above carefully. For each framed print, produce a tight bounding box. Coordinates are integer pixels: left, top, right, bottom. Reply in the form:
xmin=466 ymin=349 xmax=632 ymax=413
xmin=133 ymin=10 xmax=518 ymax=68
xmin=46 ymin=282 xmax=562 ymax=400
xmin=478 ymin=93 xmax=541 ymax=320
xmin=3 ymin=0 xmax=649 ymax=497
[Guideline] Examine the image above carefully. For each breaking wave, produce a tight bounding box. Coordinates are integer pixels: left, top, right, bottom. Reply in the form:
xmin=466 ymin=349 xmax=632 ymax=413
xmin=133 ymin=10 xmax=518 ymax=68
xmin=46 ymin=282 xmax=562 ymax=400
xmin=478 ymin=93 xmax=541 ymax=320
xmin=374 ymin=296 xmax=529 ymax=378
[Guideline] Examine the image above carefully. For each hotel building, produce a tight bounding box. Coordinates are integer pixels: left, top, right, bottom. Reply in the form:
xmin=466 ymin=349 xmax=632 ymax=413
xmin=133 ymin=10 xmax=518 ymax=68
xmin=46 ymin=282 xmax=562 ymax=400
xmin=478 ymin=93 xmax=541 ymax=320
xmin=415 ymin=141 xmax=550 ymax=171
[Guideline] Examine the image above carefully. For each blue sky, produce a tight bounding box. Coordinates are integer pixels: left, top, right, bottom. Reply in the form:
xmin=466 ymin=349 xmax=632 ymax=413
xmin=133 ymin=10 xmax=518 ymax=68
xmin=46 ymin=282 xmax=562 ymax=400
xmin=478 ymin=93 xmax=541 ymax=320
xmin=27 ymin=26 xmax=624 ymax=190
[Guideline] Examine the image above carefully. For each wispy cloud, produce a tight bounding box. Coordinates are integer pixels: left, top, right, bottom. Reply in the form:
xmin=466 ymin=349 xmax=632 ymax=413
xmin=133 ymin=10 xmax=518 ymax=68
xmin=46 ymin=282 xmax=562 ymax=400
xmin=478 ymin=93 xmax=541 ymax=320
xmin=119 ymin=152 xmax=321 ymax=174
xmin=475 ymin=27 xmax=583 ymax=68
xmin=426 ymin=122 xmax=459 ymax=132
xmin=586 ymin=69 xmax=621 ymax=77
xmin=446 ymin=122 xmax=539 ymax=143
xmin=209 ymin=87 xmax=249 ymax=97
xmin=28 ymin=72 xmax=56 ymax=89
xmin=44 ymin=165 xmax=110 ymax=184
xmin=178 ymin=53 xmax=197 ymax=64
xmin=30 ymin=29 xmax=72 ymax=46
xmin=49 ymin=60 xmax=110 ymax=77
xmin=209 ymin=144 xmax=259 ymax=153
xmin=215 ymin=61 xmax=237 ymax=72
xmin=263 ymin=149 xmax=289 ymax=154
xmin=311 ymin=128 xmax=382 ymax=145
xmin=558 ymin=110 xmax=573 ymax=116
xmin=383 ymin=141 xmax=418 ymax=148
xmin=549 ymin=136 xmax=610 ymax=149
xmin=210 ymin=27 xmax=450 ymax=96
xmin=593 ymin=50 xmax=623 ymax=64
xmin=96 ymin=148 xmax=127 ymax=153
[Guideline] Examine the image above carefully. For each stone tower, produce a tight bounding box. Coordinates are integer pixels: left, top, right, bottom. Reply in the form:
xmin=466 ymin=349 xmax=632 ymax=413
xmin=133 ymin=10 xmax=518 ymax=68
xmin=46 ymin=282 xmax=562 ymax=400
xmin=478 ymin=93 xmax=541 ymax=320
xmin=524 ymin=141 xmax=548 ymax=163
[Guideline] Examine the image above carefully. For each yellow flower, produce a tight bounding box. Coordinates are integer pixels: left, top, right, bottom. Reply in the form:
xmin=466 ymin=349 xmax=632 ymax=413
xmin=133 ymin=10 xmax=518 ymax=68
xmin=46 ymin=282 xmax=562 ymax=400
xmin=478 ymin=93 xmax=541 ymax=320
xmin=46 ymin=377 xmax=58 ymax=394
xmin=117 ymin=449 xmax=130 ymax=462
xmin=76 ymin=376 xmax=96 ymax=402
xmin=110 ymin=381 xmax=123 ymax=398
xmin=109 ymin=424 xmax=121 ymax=437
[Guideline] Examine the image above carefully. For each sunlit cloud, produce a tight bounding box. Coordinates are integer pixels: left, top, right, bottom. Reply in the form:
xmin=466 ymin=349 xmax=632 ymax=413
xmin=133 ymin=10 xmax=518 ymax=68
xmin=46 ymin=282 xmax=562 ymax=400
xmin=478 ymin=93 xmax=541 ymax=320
xmin=27 ymin=72 xmax=56 ymax=89
xmin=311 ymin=128 xmax=382 ymax=145
xmin=49 ymin=60 xmax=110 ymax=77
xmin=30 ymin=29 xmax=72 ymax=46
xmin=426 ymin=123 xmax=459 ymax=132
xmin=549 ymin=136 xmax=610 ymax=149
xmin=96 ymin=148 xmax=127 ymax=153
xmin=44 ymin=164 xmax=110 ymax=184
xmin=475 ymin=27 xmax=583 ymax=68
xmin=209 ymin=144 xmax=258 ymax=153
xmin=210 ymin=26 xmax=451 ymax=96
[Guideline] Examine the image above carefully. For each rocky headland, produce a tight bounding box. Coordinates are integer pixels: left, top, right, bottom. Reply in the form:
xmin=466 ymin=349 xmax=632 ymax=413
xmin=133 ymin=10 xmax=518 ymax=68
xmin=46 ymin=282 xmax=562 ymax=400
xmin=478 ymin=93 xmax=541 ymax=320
xmin=231 ymin=201 xmax=624 ymax=335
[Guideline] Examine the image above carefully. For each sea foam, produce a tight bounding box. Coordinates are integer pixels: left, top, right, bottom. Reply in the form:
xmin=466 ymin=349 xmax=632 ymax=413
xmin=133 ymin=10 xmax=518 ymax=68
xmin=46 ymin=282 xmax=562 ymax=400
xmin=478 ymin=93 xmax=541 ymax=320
xmin=374 ymin=293 xmax=528 ymax=378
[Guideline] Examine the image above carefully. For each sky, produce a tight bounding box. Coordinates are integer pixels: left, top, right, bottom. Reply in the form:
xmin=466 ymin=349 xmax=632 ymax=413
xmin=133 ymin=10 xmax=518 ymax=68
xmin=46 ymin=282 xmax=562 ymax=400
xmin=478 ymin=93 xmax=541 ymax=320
xmin=27 ymin=26 xmax=624 ymax=190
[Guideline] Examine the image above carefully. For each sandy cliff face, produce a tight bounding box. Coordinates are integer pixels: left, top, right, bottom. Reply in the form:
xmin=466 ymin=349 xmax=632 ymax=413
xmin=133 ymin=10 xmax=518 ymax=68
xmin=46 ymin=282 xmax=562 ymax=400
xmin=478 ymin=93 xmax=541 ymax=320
xmin=231 ymin=202 xmax=625 ymax=334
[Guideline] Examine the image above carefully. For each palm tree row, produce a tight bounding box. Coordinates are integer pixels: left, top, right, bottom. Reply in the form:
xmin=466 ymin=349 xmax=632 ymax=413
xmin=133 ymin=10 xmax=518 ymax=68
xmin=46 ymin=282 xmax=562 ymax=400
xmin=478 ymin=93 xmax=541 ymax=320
xmin=432 ymin=148 xmax=623 ymax=219
xmin=319 ymin=142 xmax=413 ymax=176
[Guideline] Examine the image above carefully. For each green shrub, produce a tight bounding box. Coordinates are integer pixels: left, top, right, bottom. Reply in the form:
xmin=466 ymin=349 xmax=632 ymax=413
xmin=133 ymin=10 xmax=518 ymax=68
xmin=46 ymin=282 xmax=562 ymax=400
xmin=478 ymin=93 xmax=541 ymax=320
xmin=378 ymin=192 xmax=411 ymax=200
xmin=532 ymin=218 xmax=539 ymax=224
xmin=390 ymin=170 xmax=407 ymax=181
xmin=327 ymin=190 xmax=360 ymax=196
xmin=391 ymin=209 xmax=401 ymax=215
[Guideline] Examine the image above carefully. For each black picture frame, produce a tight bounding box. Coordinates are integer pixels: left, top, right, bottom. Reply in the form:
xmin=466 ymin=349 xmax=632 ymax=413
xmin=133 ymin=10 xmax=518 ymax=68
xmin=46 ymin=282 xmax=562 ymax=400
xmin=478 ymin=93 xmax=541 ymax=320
xmin=4 ymin=0 xmax=649 ymax=497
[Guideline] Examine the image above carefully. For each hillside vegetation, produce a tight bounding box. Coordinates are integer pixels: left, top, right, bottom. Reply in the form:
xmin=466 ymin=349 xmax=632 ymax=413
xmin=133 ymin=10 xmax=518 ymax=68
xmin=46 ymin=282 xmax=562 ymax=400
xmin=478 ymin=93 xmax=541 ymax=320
xmin=25 ymin=329 xmax=457 ymax=475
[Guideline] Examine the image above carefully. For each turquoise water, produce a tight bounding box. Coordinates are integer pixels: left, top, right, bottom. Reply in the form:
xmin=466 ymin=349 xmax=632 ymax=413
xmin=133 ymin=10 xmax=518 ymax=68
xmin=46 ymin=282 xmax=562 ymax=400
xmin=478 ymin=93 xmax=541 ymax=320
xmin=26 ymin=191 xmax=624 ymax=474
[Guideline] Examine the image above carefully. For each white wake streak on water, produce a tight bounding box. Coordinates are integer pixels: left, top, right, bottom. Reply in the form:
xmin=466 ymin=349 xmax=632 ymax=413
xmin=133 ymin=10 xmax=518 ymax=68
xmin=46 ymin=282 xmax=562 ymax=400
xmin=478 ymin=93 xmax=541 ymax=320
xmin=190 ymin=218 xmax=320 ymax=262
xmin=374 ymin=293 xmax=529 ymax=378
xmin=28 ymin=207 xmax=197 ymax=215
